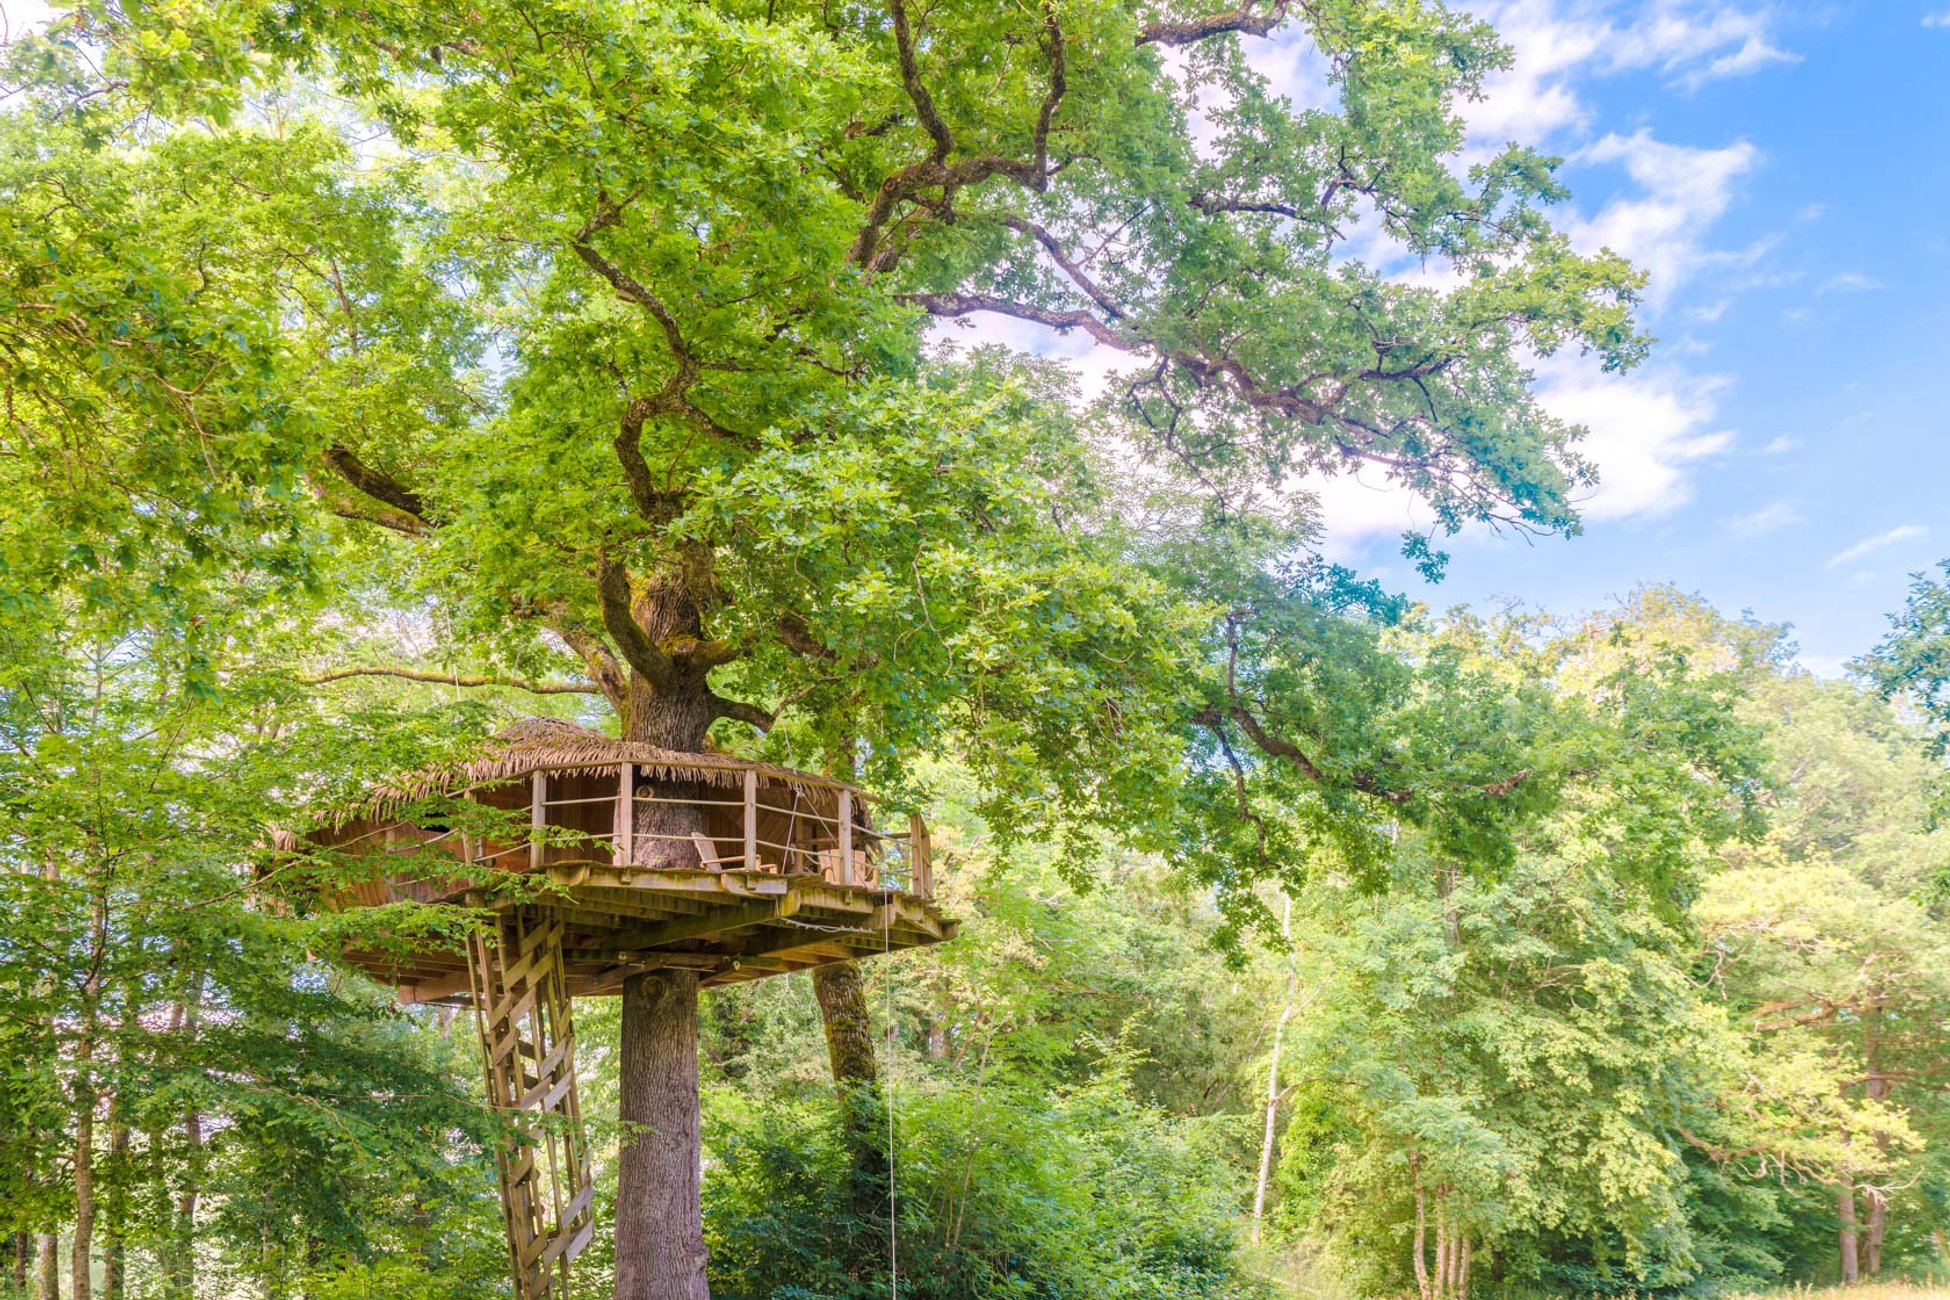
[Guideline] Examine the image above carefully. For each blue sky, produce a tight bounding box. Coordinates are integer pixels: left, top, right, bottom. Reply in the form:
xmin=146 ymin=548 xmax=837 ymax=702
xmin=955 ymin=0 xmax=1950 ymax=673
xmin=1301 ymin=0 xmax=1950 ymax=674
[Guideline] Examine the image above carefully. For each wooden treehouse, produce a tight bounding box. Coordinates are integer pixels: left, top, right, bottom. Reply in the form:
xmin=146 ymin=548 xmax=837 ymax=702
xmin=298 ymin=719 xmax=955 ymax=1299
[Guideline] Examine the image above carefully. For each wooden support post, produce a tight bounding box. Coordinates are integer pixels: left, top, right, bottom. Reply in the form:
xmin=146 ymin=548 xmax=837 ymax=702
xmin=911 ymin=813 xmax=932 ymax=897
xmin=743 ymin=769 xmax=757 ymax=871
xmin=616 ymin=764 xmax=634 ymax=866
xmin=462 ymin=790 xmax=477 ymax=865
xmin=530 ymin=772 xmax=547 ymax=870
xmin=838 ymin=789 xmax=854 ymax=886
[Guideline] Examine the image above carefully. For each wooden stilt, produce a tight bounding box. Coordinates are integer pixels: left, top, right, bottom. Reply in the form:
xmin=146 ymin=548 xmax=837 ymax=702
xmin=467 ymin=910 xmax=595 ymax=1300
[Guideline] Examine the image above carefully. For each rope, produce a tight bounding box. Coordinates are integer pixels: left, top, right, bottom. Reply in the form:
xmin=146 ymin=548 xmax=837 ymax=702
xmin=885 ymin=877 xmax=898 ymax=1299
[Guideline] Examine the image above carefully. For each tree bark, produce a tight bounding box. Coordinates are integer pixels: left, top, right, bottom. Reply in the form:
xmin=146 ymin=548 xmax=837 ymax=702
xmin=1864 ymin=1015 xmax=1890 ymax=1278
xmin=1838 ymin=1181 xmax=1861 ymax=1284
xmin=615 ymin=970 xmax=709 ymax=1300
xmin=605 ymin=575 xmax=735 ymax=1299
xmin=1411 ymin=1153 xmax=1429 ymax=1300
xmin=71 ymin=1065 xmax=93 ymax=1300
xmin=101 ymin=1114 xmax=127 ymax=1300
xmin=35 ymin=1233 xmax=59 ymax=1300
xmin=811 ymin=962 xmax=891 ymax=1241
xmin=1252 ymin=895 xmax=1296 ymax=1246
xmin=13 ymin=1232 xmax=28 ymax=1293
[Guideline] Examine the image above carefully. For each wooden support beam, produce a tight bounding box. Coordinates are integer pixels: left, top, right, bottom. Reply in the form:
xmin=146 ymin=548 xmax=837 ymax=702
xmin=570 ymin=892 xmax=803 ymax=957
xmin=838 ymin=789 xmax=854 ymax=886
xmin=530 ymin=772 xmax=547 ymax=870
xmin=911 ymin=813 xmax=932 ymax=896
xmin=743 ymin=769 xmax=757 ymax=870
xmin=615 ymin=763 xmax=634 ymax=865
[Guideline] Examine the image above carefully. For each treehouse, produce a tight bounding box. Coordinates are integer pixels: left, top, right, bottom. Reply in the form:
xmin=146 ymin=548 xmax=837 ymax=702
xmin=297 ymin=718 xmax=954 ymax=1300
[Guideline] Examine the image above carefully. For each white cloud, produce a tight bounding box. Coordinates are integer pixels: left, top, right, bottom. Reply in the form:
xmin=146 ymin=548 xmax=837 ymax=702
xmin=1537 ymin=356 xmax=1735 ymax=520
xmin=1596 ymin=4 xmax=1800 ymax=89
xmin=1725 ymin=500 xmax=1801 ymax=538
xmin=1797 ymin=203 xmax=1827 ymax=221
xmin=1762 ymin=435 xmax=1797 ymax=454
xmin=1924 ymin=10 xmax=1950 ymax=28
xmin=1309 ymin=357 xmax=1734 ymax=554
xmin=1568 ymin=130 xmax=1761 ymax=306
xmin=1827 ymin=524 xmax=1928 ymax=570
xmin=1817 ymin=271 xmax=1883 ymax=294
xmin=1687 ymin=298 xmax=1730 ymax=323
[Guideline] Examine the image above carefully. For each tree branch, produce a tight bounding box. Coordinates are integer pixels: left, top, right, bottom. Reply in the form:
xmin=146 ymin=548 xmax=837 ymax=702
xmin=303 ymin=667 xmax=602 ymax=695
xmin=899 ymin=292 xmax=1135 ymax=349
xmin=1137 ymin=0 xmax=1290 ymax=46
xmin=1002 ymin=215 xmax=1124 ymax=320
xmin=320 ymin=444 xmax=430 ymax=526
xmin=596 ymin=555 xmax=674 ymax=689
xmin=850 ymin=0 xmax=1068 ymax=269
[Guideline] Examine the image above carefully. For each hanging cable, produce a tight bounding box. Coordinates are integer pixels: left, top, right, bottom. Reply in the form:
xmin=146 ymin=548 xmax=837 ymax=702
xmin=885 ymin=878 xmax=898 ymax=1299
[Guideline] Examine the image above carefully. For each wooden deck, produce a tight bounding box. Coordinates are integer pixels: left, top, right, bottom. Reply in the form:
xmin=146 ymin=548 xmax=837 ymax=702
xmin=346 ymin=862 xmax=957 ymax=1002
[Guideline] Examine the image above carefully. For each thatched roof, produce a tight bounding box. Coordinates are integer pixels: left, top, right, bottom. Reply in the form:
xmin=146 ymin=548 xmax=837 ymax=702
xmin=352 ymin=718 xmax=853 ymax=822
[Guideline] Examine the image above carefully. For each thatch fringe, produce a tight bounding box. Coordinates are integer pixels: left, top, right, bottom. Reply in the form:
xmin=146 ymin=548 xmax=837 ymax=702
xmin=352 ymin=717 xmax=850 ymax=823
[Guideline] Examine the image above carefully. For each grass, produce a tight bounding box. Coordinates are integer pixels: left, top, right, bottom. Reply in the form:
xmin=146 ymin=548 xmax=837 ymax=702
xmin=1724 ymin=1286 xmax=1950 ymax=1300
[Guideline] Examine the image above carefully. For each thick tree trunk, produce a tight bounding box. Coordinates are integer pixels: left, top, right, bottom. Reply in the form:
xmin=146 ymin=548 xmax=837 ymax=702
xmin=1838 ymin=1182 xmax=1861 ymax=1284
xmin=812 ymin=961 xmax=891 ymax=1247
xmin=35 ymin=1233 xmax=58 ymax=1300
xmin=606 ymin=575 xmax=730 ymax=1300
xmin=615 ymin=970 xmax=709 ymax=1300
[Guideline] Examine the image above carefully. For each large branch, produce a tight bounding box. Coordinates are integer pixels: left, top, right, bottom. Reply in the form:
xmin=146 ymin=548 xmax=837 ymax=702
xmin=303 ymin=667 xmax=602 ymax=695
xmin=320 ymin=444 xmax=430 ymax=526
xmin=1137 ymin=0 xmax=1289 ymax=46
xmin=595 ymin=555 xmax=674 ymax=689
xmin=900 ymin=292 xmax=1135 ymax=350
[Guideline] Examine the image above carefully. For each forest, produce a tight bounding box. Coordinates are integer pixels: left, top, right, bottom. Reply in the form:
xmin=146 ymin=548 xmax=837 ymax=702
xmin=2 ymin=0 xmax=1948 ymax=1297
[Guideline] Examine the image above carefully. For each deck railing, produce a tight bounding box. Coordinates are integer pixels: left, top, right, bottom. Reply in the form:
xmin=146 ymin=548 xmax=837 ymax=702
xmin=353 ymin=763 xmax=933 ymax=900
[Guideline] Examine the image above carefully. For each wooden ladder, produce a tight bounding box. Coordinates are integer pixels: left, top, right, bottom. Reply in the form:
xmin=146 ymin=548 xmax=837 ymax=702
xmin=467 ymin=910 xmax=595 ymax=1299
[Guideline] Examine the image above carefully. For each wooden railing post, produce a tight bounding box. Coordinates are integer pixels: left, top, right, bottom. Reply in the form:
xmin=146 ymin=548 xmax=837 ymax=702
xmin=910 ymin=813 xmax=932 ymax=897
xmin=838 ymin=789 xmax=854 ymax=886
xmin=530 ymin=772 xmax=547 ymax=870
xmin=616 ymin=764 xmax=634 ymax=866
xmin=743 ymin=770 xmax=758 ymax=871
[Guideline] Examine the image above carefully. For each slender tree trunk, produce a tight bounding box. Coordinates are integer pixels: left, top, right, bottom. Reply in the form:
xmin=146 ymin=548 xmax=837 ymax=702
xmin=1252 ymin=896 xmax=1297 ymax=1246
xmin=1411 ymin=1153 xmax=1430 ymax=1300
xmin=1838 ymin=1181 xmax=1861 ymax=1284
xmin=1865 ymin=1191 xmax=1886 ymax=1279
xmin=615 ymin=970 xmax=709 ymax=1300
xmin=811 ymin=961 xmax=890 ymax=1260
xmin=1863 ymin=1013 xmax=1890 ymax=1278
xmin=13 ymin=1232 xmax=29 ymax=1292
xmin=1249 ymin=1001 xmax=1289 ymax=1245
xmin=35 ymin=1233 xmax=58 ymax=1300
xmin=71 ymin=1061 xmax=93 ymax=1300
xmin=102 ymin=1116 xmax=127 ymax=1300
